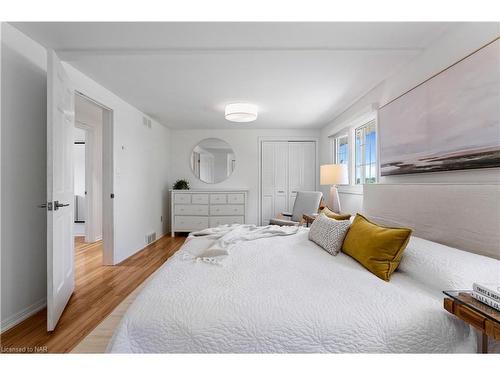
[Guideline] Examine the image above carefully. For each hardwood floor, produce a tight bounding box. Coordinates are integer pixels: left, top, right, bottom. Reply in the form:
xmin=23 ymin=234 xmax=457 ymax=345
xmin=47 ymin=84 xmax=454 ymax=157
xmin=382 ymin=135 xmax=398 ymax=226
xmin=0 ymin=235 xmax=185 ymax=353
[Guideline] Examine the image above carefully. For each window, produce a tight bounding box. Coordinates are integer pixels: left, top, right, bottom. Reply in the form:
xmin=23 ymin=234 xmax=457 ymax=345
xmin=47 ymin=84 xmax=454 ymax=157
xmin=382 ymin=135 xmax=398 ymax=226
xmin=332 ymin=134 xmax=349 ymax=165
xmin=354 ymin=120 xmax=377 ymax=184
xmin=327 ymin=114 xmax=377 ymax=188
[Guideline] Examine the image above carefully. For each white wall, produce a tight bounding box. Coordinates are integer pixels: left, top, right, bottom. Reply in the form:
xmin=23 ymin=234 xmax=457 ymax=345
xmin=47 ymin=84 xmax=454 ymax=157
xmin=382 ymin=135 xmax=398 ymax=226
xmin=64 ymin=64 xmax=172 ymax=264
xmin=169 ymin=129 xmax=320 ymax=225
xmin=1 ymin=23 xmax=48 ymax=332
xmin=319 ymin=23 xmax=500 ymax=214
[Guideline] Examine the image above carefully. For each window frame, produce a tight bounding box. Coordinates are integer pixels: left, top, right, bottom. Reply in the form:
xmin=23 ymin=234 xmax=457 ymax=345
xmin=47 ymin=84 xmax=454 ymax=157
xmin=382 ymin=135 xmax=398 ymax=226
xmin=354 ymin=119 xmax=377 ymax=185
xmin=330 ymin=132 xmax=350 ymax=185
xmin=334 ymin=135 xmax=349 ymax=162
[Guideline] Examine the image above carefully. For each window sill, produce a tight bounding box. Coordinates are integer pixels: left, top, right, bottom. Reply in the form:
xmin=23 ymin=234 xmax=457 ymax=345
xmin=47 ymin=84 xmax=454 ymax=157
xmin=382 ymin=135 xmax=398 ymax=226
xmin=337 ymin=185 xmax=363 ymax=195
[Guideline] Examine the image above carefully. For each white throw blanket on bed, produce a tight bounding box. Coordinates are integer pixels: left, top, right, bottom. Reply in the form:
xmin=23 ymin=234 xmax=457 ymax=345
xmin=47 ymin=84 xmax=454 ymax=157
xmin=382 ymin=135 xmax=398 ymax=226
xmin=184 ymin=224 xmax=301 ymax=264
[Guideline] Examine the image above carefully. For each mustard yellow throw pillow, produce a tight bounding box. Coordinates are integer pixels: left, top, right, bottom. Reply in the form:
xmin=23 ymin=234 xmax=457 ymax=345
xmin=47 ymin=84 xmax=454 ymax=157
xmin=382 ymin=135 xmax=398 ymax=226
xmin=320 ymin=207 xmax=351 ymax=221
xmin=341 ymin=214 xmax=412 ymax=281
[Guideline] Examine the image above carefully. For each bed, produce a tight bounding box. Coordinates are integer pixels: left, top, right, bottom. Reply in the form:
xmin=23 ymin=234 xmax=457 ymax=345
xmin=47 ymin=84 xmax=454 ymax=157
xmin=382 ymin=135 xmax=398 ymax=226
xmin=107 ymin=227 xmax=499 ymax=353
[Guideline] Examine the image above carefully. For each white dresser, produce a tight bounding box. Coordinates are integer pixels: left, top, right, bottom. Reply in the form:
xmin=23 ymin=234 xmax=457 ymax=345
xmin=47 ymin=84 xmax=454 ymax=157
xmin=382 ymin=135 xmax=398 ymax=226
xmin=171 ymin=189 xmax=248 ymax=236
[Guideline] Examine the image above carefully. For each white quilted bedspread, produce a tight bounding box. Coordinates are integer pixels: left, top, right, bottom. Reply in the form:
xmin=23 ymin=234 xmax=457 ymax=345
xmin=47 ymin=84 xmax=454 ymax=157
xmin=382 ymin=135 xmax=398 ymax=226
xmin=107 ymin=228 xmax=499 ymax=353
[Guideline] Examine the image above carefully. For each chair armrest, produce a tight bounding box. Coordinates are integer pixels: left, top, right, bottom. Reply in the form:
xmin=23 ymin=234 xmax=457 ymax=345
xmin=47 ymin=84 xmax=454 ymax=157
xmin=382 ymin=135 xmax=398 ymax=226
xmin=269 ymin=218 xmax=299 ymax=226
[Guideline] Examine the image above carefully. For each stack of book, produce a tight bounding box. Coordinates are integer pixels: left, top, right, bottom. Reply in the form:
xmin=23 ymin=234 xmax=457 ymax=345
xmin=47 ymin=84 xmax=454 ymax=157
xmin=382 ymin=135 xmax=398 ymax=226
xmin=472 ymin=283 xmax=500 ymax=311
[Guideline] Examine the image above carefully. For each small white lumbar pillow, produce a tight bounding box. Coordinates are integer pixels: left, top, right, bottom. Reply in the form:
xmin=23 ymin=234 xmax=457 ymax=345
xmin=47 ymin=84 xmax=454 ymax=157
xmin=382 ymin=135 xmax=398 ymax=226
xmin=308 ymin=214 xmax=351 ymax=256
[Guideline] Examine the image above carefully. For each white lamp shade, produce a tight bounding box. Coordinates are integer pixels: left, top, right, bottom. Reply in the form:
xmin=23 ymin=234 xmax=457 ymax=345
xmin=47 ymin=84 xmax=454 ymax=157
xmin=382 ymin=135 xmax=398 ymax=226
xmin=225 ymin=103 xmax=258 ymax=122
xmin=320 ymin=164 xmax=348 ymax=185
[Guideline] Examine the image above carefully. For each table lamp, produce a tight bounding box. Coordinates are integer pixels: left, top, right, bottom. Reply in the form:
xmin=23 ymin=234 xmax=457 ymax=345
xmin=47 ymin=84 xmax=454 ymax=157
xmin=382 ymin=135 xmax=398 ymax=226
xmin=320 ymin=164 xmax=348 ymax=213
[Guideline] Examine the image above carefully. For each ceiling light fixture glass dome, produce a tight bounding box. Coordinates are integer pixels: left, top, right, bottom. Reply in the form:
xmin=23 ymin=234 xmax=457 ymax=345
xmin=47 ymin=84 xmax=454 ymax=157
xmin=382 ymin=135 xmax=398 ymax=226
xmin=225 ymin=103 xmax=258 ymax=123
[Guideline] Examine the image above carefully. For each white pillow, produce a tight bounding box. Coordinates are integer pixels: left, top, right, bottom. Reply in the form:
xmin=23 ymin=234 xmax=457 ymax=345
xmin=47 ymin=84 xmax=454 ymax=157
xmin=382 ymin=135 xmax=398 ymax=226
xmin=308 ymin=214 xmax=350 ymax=256
xmin=398 ymin=236 xmax=500 ymax=291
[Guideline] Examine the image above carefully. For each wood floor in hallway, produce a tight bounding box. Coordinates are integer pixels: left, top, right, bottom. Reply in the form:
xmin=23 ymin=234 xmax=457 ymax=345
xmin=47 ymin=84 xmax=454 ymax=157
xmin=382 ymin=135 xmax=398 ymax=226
xmin=0 ymin=235 xmax=185 ymax=353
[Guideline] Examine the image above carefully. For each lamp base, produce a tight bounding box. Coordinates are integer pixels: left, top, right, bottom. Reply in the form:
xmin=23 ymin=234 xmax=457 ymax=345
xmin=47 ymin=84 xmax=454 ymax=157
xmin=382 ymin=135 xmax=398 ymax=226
xmin=329 ymin=185 xmax=341 ymax=214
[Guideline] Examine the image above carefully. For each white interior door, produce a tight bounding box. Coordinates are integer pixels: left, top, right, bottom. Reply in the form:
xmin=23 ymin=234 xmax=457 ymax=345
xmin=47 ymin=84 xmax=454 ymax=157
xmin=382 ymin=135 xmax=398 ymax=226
xmin=274 ymin=142 xmax=288 ymax=216
xmin=301 ymin=142 xmax=316 ymax=191
xmin=288 ymin=142 xmax=302 ymax=209
xmin=47 ymin=50 xmax=75 ymax=331
xmin=288 ymin=142 xmax=316 ymax=209
xmin=261 ymin=141 xmax=316 ymax=224
xmin=261 ymin=142 xmax=275 ymax=225
xmin=261 ymin=141 xmax=290 ymax=224
xmin=199 ymin=153 xmax=214 ymax=183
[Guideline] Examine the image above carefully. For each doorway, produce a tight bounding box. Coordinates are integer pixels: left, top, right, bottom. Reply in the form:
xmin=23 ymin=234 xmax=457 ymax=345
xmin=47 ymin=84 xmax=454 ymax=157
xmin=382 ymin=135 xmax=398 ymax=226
xmin=73 ymin=92 xmax=114 ymax=265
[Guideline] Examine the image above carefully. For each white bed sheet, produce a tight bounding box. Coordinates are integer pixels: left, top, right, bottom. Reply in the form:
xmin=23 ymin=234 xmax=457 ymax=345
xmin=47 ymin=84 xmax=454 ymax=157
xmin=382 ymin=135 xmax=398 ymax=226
xmin=107 ymin=228 xmax=499 ymax=353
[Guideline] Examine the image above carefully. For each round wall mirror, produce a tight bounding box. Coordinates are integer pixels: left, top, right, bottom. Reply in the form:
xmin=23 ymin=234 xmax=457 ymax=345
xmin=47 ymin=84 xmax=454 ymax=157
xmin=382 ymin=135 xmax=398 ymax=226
xmin=190 ymin=138 xmax=236 ymax=184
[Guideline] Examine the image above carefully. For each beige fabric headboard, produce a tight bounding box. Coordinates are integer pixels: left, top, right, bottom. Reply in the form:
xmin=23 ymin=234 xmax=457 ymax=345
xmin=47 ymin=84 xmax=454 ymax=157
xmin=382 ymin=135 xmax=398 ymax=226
xmin=363 ymin=184 xmax=500 ymax=260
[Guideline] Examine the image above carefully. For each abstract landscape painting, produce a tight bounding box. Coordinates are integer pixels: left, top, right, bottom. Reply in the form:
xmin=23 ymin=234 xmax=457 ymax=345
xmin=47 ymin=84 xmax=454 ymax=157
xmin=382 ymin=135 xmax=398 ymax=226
xmin=379 ymin=39 xmax=500 ymax=176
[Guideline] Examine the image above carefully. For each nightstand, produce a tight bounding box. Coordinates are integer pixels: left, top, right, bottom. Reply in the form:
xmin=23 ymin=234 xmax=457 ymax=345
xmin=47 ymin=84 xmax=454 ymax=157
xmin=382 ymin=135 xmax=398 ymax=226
xmin=443 ymin=290 xmax=500 ymax=353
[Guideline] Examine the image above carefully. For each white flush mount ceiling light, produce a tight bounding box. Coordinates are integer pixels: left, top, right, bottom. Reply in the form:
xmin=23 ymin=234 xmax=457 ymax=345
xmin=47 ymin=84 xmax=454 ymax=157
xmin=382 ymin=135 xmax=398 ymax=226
xmin=225 ymin=103 xmax=258 ymax=123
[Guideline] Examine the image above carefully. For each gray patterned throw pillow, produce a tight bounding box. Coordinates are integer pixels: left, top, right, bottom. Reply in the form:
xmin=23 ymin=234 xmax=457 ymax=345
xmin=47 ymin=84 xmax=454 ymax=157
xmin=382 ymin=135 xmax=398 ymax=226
xmin=308 ymin=214 xmax=351 ymax=256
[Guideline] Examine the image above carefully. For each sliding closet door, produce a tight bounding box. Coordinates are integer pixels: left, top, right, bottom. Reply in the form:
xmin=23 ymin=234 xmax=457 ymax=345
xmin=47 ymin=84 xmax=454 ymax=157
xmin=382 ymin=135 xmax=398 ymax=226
xmin=288 ymin=142 xmax=316 ymax=209
xmin=288 ymin=142 xmax=301 ymax=209
xmin=261 ymin=140 xmax=316 ymax=225
xmin=261 ymin=141 xmax=288 ymax=225
xmin=261 ymin=142 xmax=275 ymax=225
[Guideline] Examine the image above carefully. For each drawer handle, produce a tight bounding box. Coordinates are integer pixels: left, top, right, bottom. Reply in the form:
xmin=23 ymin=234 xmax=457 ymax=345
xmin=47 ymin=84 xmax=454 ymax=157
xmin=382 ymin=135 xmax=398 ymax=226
xmin=277 ymin=190 xmax=285 ymax=193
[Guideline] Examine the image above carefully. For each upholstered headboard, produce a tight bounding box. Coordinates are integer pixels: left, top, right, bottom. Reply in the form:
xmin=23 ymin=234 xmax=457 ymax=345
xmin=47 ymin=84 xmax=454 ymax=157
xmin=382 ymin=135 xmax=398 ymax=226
xmin=363 ymin=184 xmax=500 ymax=260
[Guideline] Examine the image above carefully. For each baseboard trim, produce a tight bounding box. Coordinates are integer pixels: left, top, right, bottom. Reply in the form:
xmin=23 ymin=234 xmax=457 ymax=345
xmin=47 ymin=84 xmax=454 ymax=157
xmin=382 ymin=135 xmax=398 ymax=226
xmin=1 ymin=298 xmax=46 ymax=334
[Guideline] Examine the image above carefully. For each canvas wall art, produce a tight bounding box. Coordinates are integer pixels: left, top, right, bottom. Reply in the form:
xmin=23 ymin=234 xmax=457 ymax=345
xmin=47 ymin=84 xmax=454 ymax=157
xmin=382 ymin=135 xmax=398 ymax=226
xmin=379 ymin=39 xmax=500 ymax=176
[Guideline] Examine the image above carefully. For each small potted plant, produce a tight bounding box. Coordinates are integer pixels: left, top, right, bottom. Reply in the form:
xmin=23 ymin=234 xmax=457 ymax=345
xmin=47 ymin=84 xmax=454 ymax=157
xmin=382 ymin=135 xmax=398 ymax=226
xmin=173 ymin=179 xmax=190 ymax=190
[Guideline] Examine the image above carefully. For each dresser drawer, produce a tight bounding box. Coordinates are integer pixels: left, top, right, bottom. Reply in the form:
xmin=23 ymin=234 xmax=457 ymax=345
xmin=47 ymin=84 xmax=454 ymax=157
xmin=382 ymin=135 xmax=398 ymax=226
xmin=174 ymin=216 xmax=209 ymax=231
xmin=210 ymin=204 xmax=244 ymax=216
xmin=227 ymin=193 xmax=245 ymax=204
xmin=191 ymin=194 xmax=209 ymax=204
xmin=174 ymin=193 xmax=191 ymax=204
xmin=174 ymin=204 xmax=209 ymax=216
xmin=210 ymin=216 xmax=244 ymax=227
xmin=210 ymin=194 xmax=227 ymax=204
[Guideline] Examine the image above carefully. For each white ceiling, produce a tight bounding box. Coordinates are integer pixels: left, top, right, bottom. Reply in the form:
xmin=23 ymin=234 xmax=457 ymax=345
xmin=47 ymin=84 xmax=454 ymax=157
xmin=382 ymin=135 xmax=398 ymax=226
xmin=12 ymin=22 xmax=455 ymax=129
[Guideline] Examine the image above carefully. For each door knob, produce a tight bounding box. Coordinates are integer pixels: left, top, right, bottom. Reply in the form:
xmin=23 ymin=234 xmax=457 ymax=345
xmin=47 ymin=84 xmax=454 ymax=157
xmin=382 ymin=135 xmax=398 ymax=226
xmin=54 ymin=200 xmax=70 ymax=210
